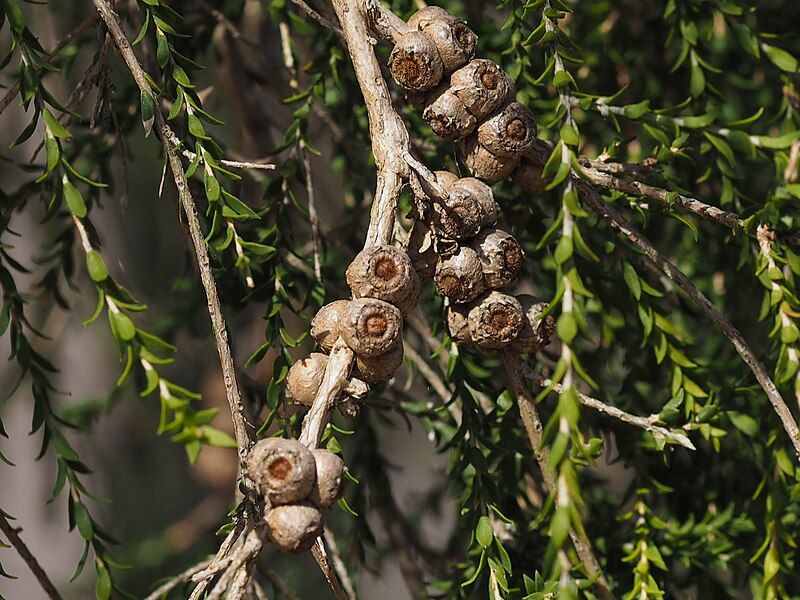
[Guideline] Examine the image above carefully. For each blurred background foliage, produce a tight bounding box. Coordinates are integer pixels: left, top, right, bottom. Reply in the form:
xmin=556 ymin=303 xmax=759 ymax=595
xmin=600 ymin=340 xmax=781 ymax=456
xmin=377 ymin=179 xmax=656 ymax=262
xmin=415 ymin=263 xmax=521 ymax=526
xmin=0 ymin=0 xmax=799 ymax=598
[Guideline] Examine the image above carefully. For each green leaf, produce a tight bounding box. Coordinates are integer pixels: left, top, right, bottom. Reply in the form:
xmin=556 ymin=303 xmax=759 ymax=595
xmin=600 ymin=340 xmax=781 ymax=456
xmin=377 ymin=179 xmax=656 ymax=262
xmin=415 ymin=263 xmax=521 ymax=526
xmin=728 ymin=412 xmax=759 ymax=437
xmin=552 ymin=70 xmax=573 ymax=88
xmin=623 ymin=100 xmax=650 ymax=120
xmin=42 ymin=109 xmax=70 ymax=139
xmin=622 ymin=262 xmax=642 ymax=300
xmin=42 ymin=134 xmax=60 ymax=177
xmin=204 ymin=168 xmax=220 ymax=201
xmin=200 ymin=426 xmax=237 ymax=448
xmin=476 ymin=516 xmax=493 ymax=549
xmin=762 ymin=44 xmax=798 ymax=73
xmin=63 ymin=181 xmax=87 ymax=217
xmin=109 ymin=310 xmax=136 ymax=342
xmin=74 ymin=501 xmax=93 ymax=540
xmin=704 ymin=132 xmax=734 ymax=165
xmin=557 ymin=312 xmax=577 ymax=344
xmin=86 ymin=251 xmax=108 ymax=282
xmin=95 ymin=560 xmax=112 ymax=600
xmin=553 ymin=235 xmax=573 ymax=265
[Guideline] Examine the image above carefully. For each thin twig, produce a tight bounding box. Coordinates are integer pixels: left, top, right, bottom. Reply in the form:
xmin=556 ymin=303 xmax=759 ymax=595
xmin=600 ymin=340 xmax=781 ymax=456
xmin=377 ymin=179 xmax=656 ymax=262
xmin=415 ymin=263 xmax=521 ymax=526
xmin=572 ymin=176 xmax=800 ymax=458
xmin=144 ymin=559 xmax=213 ymax=600
xmin=501 ymin=353 xmax=613 ymax=599
xmin=578 ymin=160 xmax=746 ymax=235
xmin=515 ymin=364 xmax=695 ymax=450
xmin=160 ymin=126 xmax=275 ymax=172
xmin=0 ymin=13 xmax=99 ymax=117
xmin=279 ymin=21 xmax=322 ymax=281
xmin=0 ymin=512 xmax=63 ymax=600
xmin=310 ymin=540 xmax=352 ymax=600
xmin=91 ymin=0 xmax=256 ymax=462
xmin=288 ymin=0 xmax=344 ymax=37
xmin=323 ymin=527 xmax=357 ymax=600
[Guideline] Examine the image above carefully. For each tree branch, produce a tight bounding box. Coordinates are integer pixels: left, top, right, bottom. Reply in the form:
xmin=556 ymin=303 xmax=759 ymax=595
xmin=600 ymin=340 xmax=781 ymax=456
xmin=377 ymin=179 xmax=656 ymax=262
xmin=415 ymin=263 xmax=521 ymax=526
xmin=90 ymin=0 xmax=255 ymax=462
xmin=567 ymin=175 xmax=800 ymax=458
xmin=501 ymin=352 xmax=613 ymax=599
xmin=0 ymin=512 xmax=63 ymax=600
xmin=513 ymin=362 xmax=695 ymax=450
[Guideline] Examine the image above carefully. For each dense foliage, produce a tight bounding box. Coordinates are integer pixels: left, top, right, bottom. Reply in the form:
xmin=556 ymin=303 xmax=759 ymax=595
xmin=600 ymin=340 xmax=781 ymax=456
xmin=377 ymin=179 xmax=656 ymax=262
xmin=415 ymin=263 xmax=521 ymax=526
xmin=1 ymin=0 xmax=799 ymax=598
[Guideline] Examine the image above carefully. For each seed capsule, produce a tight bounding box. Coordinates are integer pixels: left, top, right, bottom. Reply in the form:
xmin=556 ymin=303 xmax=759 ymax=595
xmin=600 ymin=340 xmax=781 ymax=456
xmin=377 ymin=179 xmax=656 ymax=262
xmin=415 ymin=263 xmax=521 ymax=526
xmin=449 ymin=177 xmax=499 ymax=226
xmin=285 ymin=353 xmax=328 ymax=407
xmin=408 ymin=7 xmax=477 ymax=73
xmin=434 ymin=245 xmax=485 ymax=303
xmin=433 ymin=170 xmax=460 ymax=190
xmin=355 ymin=341 xmax=404 ymax=384
xmin=311 ymin=300 xmax=349 ymax=353
xmin=389 ymin=31 xmax=444 ymax=92
xmin=471 ymin=228 xmax=523 ymax=289
xmin=466 ymin=291 xmax=524 ymax=349
xmin=450 ymin=59 xmax=514 ymax=120
xmin=247 ymin=438 xmax=316 ymax=505
xmin=512 ymin=158 xmax=549 ymax=194
xmin=477 ymin=102 xmax=537 ymax=158
xmin=340 ymin=298 xmax=403 ymax=357
xmin=462 ymin=134 xmax=519 ymax=182
xmin=265 ymin=504 xmax=323 ymax=554
xmin=430 ymin=189 xmax=484 ymax=240
xmin=509 ymin=294 xmax=555 ymax=354
xmin=346 ymin=246 xmax=420 ymax=315
xmin=310 ymin=449 xmax=345 ymax=509
xmin=422 ymin=87 xmax=477 ymax=140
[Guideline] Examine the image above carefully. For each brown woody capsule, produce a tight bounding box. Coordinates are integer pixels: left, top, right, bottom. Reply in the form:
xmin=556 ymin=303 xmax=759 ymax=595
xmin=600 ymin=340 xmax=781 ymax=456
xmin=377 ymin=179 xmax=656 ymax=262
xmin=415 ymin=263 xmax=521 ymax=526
xmin=340 ymin=298 xmax=403 ymax=357
xmin=446 ymin=304 xmax=471 ymax=342
xmin=450 ymin=59 xmax=515 ymax=119
xmin=512 ymin=158 xmax=549 ymax=194
xmin=346 ymin=245 xmax=420 ymax=316
xmin=406 ymin=222 xmax=437 ymax=280
xmin=509 ymin=294 xmax=555 ymax=354
xmin=471 ymin=228 xmax=523 ymax=289
xmin=247 ymin=438 xmax=316 ymax=505
xmin=407 ymin=5 xmax=451 ymax=29
xmin=310 ymin=449 xmax=345 ymax=509
xmin=431 ymin=188 xmax=484 ymax=240
xmin=285 ymin=353 xmax=327 ymax=406
xmin=355 ymin=341 xmax=404 ymax=384
xmin=466 ymin=291 xmax=524 ymax=349
xmin=449 ymin=177 xmax=499 ymax=226
xmin=434 ymin=245 xmax=485 ymax=303
xmin=434 ymin=170 xmax=460 ymax=190
xmin=408 ymin=7 xmax=477 ymax=73
xmin=477 ymin=102 xmax=537 ymax=158
xmin=311 ymin=300 xmax=349 ymax=353
xmin=422 ymin=88 xmax=477 ymax=140
xmin=462 ymin=134 xmax=520 ymax=182
xmin=389 ymin=31 xmax=444 ymax=92
xmin=265 ymin=504 xmax=323 ymax=554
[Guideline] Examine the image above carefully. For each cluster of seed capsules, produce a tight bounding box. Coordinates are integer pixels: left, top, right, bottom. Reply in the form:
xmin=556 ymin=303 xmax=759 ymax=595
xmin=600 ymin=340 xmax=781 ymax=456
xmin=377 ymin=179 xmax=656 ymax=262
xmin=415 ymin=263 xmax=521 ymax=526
xmin=390 ymin=5 xmax=547 ymax=189
xmin=243 ymin=437 xmax=345 ymax=553
xmin=396 ymin=6 xmax=555 ymax=352
xmin=256 ymin=4 xmax=557 ymax=555
xmin=254 ymin=246 xmax=421 ymax=554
